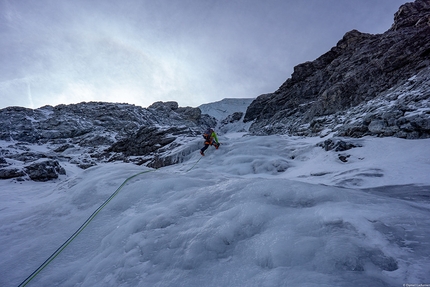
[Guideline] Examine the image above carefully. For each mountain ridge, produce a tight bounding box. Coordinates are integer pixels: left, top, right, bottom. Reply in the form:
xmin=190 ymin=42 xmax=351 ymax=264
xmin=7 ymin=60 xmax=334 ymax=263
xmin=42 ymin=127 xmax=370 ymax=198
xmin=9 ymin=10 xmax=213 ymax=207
xmin=244 ymin=0 xmax=430 ymax=138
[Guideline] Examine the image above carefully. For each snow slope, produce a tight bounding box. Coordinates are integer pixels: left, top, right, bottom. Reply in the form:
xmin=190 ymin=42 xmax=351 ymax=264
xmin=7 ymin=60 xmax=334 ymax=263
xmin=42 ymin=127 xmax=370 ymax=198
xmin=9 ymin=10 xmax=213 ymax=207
xmin=199 ymin=98 xmax=254 ymax=121
xmin=199 ymin=98 xmax=255 ymax=134
xmin=1 ymin=134 xmax=430 ymax=286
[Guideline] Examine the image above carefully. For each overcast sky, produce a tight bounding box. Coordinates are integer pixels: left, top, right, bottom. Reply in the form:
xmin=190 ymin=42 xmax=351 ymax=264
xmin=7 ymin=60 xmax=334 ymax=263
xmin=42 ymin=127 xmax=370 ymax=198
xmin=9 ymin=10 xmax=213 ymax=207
xmin=0 ymin=0 xmax=407 ymax=109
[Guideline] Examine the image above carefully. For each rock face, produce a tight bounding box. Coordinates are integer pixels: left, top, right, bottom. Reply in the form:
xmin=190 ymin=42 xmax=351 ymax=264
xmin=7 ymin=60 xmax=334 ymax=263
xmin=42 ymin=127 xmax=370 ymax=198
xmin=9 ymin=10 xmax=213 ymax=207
xmin=107 ymin=126 xmax=197 ymax=158
xmin=0 ymin=102 xmax=210 ymax=144
xmin=0 ymin=101 xmax=216 ymax=181
xmin=245 ymin=0 xmax=430 ymax=138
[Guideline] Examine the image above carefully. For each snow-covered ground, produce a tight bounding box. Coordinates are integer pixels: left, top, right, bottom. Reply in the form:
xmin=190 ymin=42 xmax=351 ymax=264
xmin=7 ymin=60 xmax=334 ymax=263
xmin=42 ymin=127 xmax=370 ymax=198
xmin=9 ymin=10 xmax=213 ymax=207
xmin=199 ymin=98 xmax=254 ymax=121
xmin=1 ymin=133 xmax=430 ymax=286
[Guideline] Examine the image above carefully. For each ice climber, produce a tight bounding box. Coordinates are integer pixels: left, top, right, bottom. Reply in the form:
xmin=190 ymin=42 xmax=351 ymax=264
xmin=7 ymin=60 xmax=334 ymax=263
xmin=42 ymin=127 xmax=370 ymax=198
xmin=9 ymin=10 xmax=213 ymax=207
xmin=200 ymin=128 xmax=220 ymax=156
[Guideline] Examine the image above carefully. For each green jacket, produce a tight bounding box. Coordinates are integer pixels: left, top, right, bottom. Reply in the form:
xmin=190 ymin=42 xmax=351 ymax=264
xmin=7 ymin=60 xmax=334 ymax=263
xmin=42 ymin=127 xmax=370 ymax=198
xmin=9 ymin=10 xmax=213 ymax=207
xmin=211 ymin=131 xmax=219 ymax=144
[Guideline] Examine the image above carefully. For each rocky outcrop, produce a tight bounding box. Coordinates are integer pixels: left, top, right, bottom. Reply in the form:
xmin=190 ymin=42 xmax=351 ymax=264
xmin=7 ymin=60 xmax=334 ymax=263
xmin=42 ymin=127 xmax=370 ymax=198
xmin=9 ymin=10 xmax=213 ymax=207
xmin=335 ymin=72 xmax=430 ymax=138
xmin=24 ymin=160 xmax=66 ymax=182
xmin=0 ymin=158 xmax=65 ymax=181
xmin=317 ymin=138 xmax=362 ymax=163
xmin=0 ymin=168 xmax=26 ymax=180
xmin=0 ymin=102 xmax=150 ymax=144
xmin=0 ymin=101 xmax=213 ymax=145
xmin=147 ymin=101 xmax=215 ymax=126
xmin=107 ymin=126 xmax=196 ymax=157
xmin=221 ymin=112 xmax=244 ymax=125
xmin=245 ymin=0 xmax=430 ymax=138
xmin=0 ymin=101 xmax=215 ymax=181
xmin=391 ymin=0 xmax=430 ymax=30
xmin=318 ymin=138 xmax=360 ymax=152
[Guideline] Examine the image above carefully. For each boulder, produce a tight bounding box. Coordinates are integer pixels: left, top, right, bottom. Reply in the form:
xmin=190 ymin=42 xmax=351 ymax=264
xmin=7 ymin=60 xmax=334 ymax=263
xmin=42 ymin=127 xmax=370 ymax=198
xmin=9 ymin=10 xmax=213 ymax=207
xmin=148 ymin=101 xmax=179 ymax=110
xmin=318 ymin=139 xmax=360 ymax=152
xmin=24 ymin=160 xmax=66 ymax=182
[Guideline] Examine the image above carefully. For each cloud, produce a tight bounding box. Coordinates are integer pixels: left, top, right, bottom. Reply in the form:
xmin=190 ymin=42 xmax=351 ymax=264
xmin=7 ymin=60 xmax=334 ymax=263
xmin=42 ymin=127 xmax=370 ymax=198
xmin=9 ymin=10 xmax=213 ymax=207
xmin=0 ymin=0 xmax=407 ymax=109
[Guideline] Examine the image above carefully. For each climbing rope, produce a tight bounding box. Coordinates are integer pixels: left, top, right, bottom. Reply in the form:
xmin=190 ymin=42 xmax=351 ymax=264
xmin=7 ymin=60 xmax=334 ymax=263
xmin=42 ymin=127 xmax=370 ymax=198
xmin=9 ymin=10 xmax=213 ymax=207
xmin=17 ymin=169 xmax=155 ymax=287
xmin=18 ymin=147 xmax=213 ymax=286
xmin=185 ymin=143 xmax=219 ymax=172
xmin=185 ymin=155 xmax=203 ymax=172
xmin=185 ymin=142 xmax=221 ymax=172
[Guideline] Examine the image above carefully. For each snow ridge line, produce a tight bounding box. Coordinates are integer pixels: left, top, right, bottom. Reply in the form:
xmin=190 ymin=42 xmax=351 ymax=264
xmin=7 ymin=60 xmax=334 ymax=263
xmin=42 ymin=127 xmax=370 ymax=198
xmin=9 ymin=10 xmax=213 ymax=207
xmin=17 ymin=169 xmax=155 ymax=287
xmin=17 ymin=154 xmax=205 ymax=287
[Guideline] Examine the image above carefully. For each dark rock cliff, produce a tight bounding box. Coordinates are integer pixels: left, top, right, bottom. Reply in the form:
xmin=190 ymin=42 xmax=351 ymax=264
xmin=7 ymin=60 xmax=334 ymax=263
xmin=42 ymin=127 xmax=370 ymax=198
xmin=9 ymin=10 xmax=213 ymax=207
xmin=245 ymin=0 xmax=430 ymax=139
xmin=0 ymin=101 xmax=214 ymax=180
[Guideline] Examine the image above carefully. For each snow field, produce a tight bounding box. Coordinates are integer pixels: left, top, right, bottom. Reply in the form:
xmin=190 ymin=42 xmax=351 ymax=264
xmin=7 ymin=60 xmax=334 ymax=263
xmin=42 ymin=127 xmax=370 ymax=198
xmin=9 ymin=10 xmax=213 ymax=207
xmin=1 ymin=134 xmax=430 ymax=286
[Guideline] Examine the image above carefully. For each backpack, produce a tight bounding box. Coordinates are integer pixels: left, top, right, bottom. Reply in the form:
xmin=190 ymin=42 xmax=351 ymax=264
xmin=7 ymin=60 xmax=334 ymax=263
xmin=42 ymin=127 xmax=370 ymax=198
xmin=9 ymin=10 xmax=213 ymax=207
xmin=203 ymin=132 xmax=211 ymax=140
xmin=202 ymin=129 xmax=213 ymax=140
